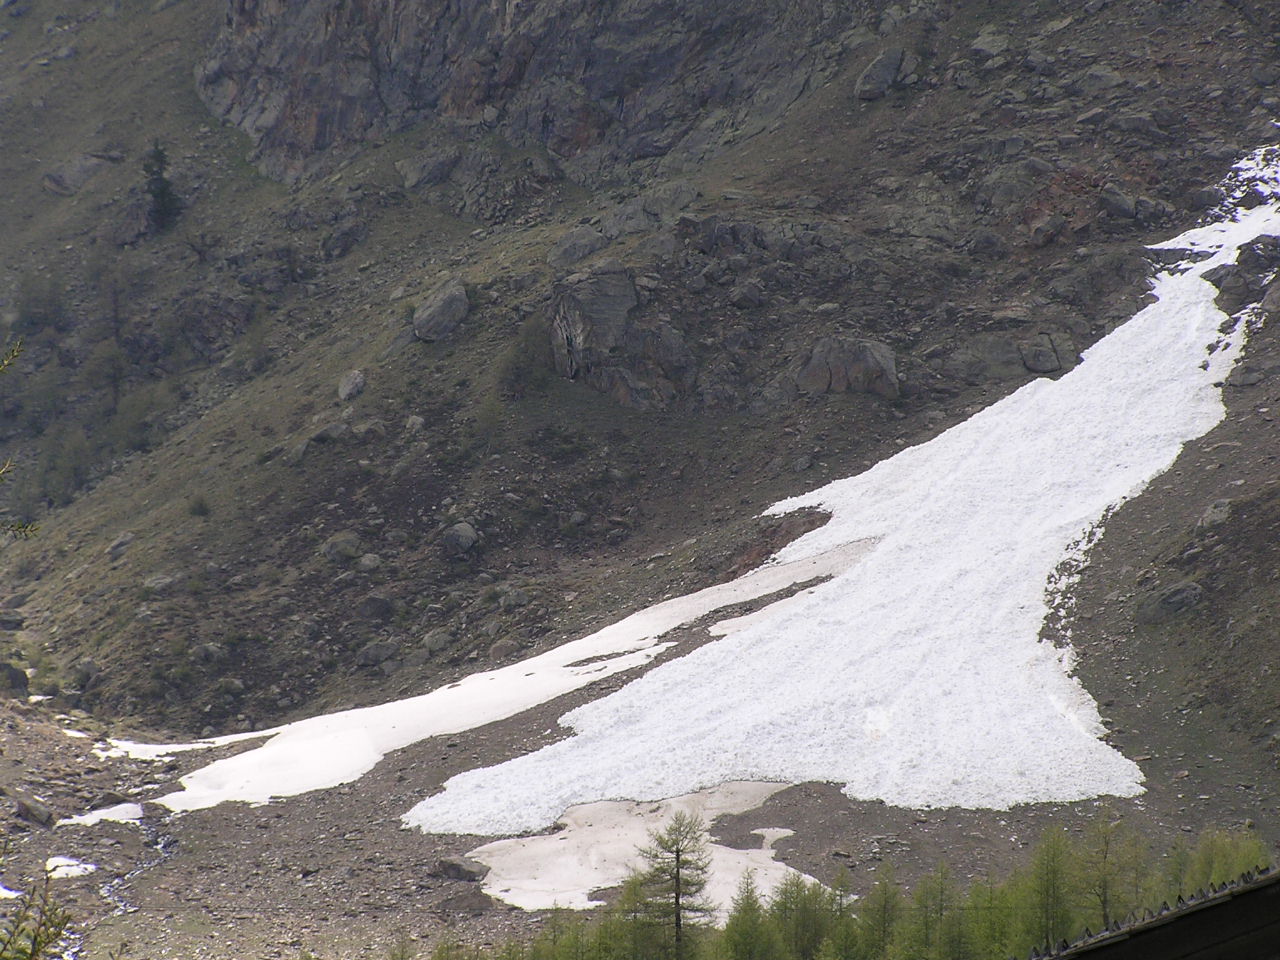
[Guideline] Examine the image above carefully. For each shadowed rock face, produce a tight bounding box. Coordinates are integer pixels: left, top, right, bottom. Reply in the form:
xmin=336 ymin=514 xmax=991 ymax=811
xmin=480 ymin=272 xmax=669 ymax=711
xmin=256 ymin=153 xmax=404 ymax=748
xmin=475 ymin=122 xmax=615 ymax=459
xmin=195 ymin=0 xmax=862 ymax=180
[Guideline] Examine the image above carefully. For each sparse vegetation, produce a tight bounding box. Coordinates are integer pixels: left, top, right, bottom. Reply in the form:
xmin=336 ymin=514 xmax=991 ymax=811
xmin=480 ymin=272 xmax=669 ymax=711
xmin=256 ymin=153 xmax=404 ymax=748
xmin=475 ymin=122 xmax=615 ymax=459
xmin=427 ymin=818 xmax=1271 ymax=960
xmin=0 ymin=842 xmax=70 ymax=960
xmin=142 ymin=139 xmax=182 ymax=233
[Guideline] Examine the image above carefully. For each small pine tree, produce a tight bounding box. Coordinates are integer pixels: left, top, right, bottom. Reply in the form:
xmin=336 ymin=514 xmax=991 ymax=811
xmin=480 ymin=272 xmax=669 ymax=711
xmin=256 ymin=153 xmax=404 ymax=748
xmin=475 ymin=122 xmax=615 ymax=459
xmin=636 ymin=812 xmax=714 ymax=960
xmin=141 ymin=139 xmax=181 ymax=232
xmin=723 ymin=873 xmax=783 ymax=960
xmin=857 ymin=867 xmax=902 ymax=960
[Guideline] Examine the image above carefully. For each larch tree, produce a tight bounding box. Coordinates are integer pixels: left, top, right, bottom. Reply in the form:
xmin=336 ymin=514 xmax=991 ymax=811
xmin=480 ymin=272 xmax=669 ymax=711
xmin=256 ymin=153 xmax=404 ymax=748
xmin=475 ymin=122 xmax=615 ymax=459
xmin=636 ymin=811 xmax=714 ymax=960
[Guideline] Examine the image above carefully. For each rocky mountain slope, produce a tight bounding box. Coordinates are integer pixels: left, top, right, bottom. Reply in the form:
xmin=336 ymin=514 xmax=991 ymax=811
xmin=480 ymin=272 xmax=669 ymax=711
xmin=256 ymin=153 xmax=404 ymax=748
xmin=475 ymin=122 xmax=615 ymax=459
xmin=1 ymin=0 xmax=1280 ymax=955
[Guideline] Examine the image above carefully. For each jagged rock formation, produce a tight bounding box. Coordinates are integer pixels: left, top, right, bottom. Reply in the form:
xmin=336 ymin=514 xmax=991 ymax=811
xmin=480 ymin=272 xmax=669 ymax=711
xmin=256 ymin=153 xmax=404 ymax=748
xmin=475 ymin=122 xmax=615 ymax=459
xmin=196 ymin=0 xmax=877 ymax=181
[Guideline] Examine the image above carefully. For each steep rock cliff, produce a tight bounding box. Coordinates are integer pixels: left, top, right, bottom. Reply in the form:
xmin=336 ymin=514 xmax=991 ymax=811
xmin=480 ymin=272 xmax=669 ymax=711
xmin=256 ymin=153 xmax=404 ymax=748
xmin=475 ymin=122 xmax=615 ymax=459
xmin=196 ymin=0 xmax=888 ymax=180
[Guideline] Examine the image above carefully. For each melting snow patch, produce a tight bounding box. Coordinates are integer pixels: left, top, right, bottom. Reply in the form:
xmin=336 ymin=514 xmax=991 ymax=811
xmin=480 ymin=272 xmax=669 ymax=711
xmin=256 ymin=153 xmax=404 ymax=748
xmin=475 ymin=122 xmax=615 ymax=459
xmin=469 ymin=782 xmax=810 ymax=918
xmin=402 ymin=147 xmax=1280 ymax=835
xmin=0 ymin=884 xmax=21 ymax=900
xmin=101 ymin=149 xmax=1280 ymax=856
xmin=57 ymin=803 xmax=144 ymax=828
xmin=44 ymin=857 xmax=96 ymax=879
xmin=130 ymin=544 xmax=863 ymax=812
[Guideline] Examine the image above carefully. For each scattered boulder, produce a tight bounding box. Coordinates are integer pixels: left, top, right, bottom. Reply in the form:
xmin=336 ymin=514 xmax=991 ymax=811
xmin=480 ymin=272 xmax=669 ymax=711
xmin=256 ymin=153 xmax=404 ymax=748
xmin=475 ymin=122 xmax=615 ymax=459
xmin=310 ymin=421 xmax=350 ymax=443
xmin=41 ymin=155 xmax=108 ymax=196
xmin=190 ymin=643 xmax=228 ymax=665
xmin=856 ymin=47 xmax=904 ymax=100
xmin=942 ymin=331 xmax=1072 ymax=383
xmin=1099 ymin=183 xmax=1137 ymax=219
xmin=1 ymin=662 xmax=28 ymax=697
xmin=413 ymin=278 xmax=470 ymax=342
xmin=355 ymin=640 xmax=400 ymax=667
xmin=0 ymin=610 xmax=24 ymax=631
xmin=488 ymin=638 xmax=522 ymax=660
xmin=549 ymin=260 xmax=695 ymax=409
xmin=548 ymin=226 xmax=608 ymax=268
xmin=337 ymin=369 xmax=366 ymax=401
xmin=1029 ymin=213 xmax=1067 ymax=247
xmin=321 ymin=530 xmax=363 ymax=563
xmin=355 ymin=553 xmax=383 ymax=572
xmin=106 ymin=532 xmax=135 ymax=561
xmin=1135 ymin=581 xmax=1204 ymax=624
xmin=431 ymin=856 xmax=490 ymax=882
xmin=440 ymin=522 xmax=481 ymax=557
xmin=357 ymin=593 xmax=395 ymax=621
xmin=1198 ymin=499 xmax=1233 ymax=528
xmin=1261 ymin=281 xmax=1280 ymax=320
xmin=794 ymin=338 xmax=899 ymax=399
xmin=9 ymin=790 xmax=54 ymax=827
xmin=728 ymin=280 xmax=766 ymax=309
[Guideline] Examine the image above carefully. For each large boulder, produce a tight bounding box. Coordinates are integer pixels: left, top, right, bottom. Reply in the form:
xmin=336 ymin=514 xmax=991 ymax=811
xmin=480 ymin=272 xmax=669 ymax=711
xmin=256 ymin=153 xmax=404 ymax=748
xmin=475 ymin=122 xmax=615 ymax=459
xmin=431 ymin=856 xmax=490 ymax=881
xmin=337 ymin=369 xmax=366 ymax=401
xmin=321 ymin=530 xmax=363 ymax=563
xmin=549 ymin=261 xmax=695 ymax=409
xmin=1135 ymin=581 xmax=1204 ymax=624
xmin=794 ymin=338 xmax=899 ymax=399
xmin=855 ymin=47 xmax=904 ymax=100
xmin=1 ymin=662 xmax=28 ymax=698
xmin=413 ymin=278 xmax=470 ymax=342
xmin=440 ymin=522 xmax=481 ymax=557
xmin=548 ymin=226 xmax=609 ymax=268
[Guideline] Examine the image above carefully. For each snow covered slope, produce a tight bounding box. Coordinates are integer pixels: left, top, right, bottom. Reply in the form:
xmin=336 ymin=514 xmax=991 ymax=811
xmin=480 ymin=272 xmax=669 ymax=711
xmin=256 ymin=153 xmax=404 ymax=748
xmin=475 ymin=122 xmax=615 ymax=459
xmin=116 ymin=148 xmax=1280 ymax=853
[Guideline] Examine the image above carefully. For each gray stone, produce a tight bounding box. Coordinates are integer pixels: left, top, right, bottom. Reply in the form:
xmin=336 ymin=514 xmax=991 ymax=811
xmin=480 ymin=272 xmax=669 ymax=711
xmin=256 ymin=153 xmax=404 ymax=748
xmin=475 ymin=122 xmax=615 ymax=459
xmin=357 ymin=593 xmax=395 ymax=621
xmin=355 ymin=640 xmax=400 ymax=667
xmin=0 ymin=611 xmax=24 ymax=631
xmin=971 ymin=31 xmax=1009 ymax=59
xmin=1 ymin=662 xmax=27 ymax=697
xmin=728 ymin=280 xmax=765 ymax=309
xmin=431 ymin=856 xmax=490 ymax=881
xmin=855 ymin=47 xmax=904 ymax=100
xmin=337 ymin=369 xmax=366 ymax=401
xmin=413 ymin=278 xmax=470 ymax=342
xmin=311 ymin=421 xmax=350 ymax=443
xmin=143 ymin=574 xmax=177 ymax=596
xmin=321 ymin=530 xmax=363 ymax=563
xmin=421 ymin=629 xmax=452 ymax=653
xmin=1262 ymin=282 xmax=1280 ymax=320
xmin=1099 ymin=183 xmax=1136 ymax=219
xmin=498 ymin=587 xmax=530 ymax=611
xmin=1029 ymin=213 xmax=1067 ymax=247
xmin=106 ymin=531 xmax=135 ymax=561
xmin=12 ymin=791 xmax=54 ymax=827
xmin=548 ymin=226 xmax=608 ymax=268
xmin=1198 ymin=499 xmax=1233 ymax=528
xmin=71 ymin=658 xmax=101 ymax=688
xmin=355 ymin=553 xmax=383 ymax=572
xmin=794 ymin=338 xmax=899 ymax=399
xmin=441 ymin=521 xmax=480 ymax=557
xmin=1135 ymin=581 xmax=1204 ymax=624
xmin=190 ymin=642 xmax=228 ymax=664
xmin=488 ymin=638 xmax=522 ymax=660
